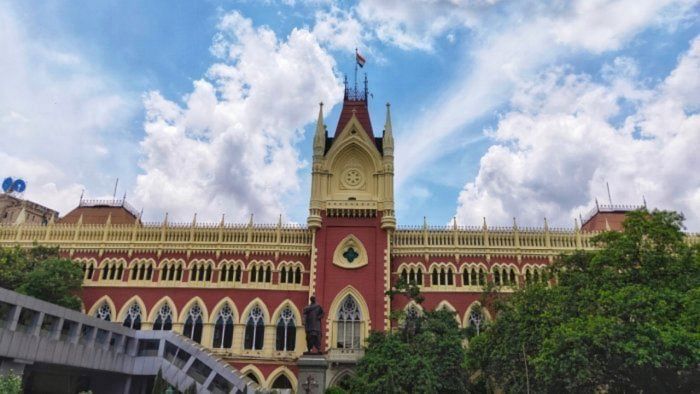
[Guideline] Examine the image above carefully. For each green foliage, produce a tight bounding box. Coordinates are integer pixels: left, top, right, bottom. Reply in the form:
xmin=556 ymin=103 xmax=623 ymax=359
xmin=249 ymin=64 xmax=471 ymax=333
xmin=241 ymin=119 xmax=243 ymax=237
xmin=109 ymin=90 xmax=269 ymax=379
xmin=325 ymin=386 xmax=349 ymax=394
xmin=467 ymin=209 xmax=700 ymax=393
xmin=0 ymin=371 xmax=22 ymax=394
xmin=352 ymin=280 xmax=470 ymax=393
xmin=184 ymin=382 xmax=197 ymax=394
xmin=0 ymin=245 xmax=83 ymax=310
xmin=152 ymin=369 xmax=168 ymax=394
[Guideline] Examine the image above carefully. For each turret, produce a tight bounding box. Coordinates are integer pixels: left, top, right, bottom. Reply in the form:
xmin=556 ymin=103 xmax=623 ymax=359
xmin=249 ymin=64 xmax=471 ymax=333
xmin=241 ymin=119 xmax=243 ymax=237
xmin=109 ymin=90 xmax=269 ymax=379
xmin=313 ymin=102 xmax=326 ymax=157
xmin=382 ymin=103 xmax=394 ymax=156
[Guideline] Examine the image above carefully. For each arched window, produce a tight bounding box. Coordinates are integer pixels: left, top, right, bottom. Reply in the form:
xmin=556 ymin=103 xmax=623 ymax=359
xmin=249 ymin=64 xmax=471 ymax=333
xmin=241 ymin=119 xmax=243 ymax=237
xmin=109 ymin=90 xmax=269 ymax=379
xmin=463 ymin=266 xmax=486 ymax=286
xmin=431 ymin=266 xmax=453 ymax=286
xmin=183 ymin=303 xmax=204 ymax=343
xmin=275 ymin=306 xmax=296 ymax=351
xmin=190 ymin=262 xmax=213 ymax=282
xmin=249 ymin=263 xmax=272 ymax=284
xmin=220 ymin=263 xmax=242 ymax=283
xmin=101 ymin=261 xmax=124 ymax=281
xmin=271 ymin=374 xmax=293 ymax=390
xmin=336 ymin=296 xmax=361 ymax=349
xmin=153 ymin=303 xmax=173 ymax=331
xmin=245 ymin=373 xmax=260 ymax=385
xmin=95 ymin=301 xmax=111 ymax=321
xmin=81 ymin=262 xmax=95 ymax=281
xmin=130 ymin=261 xmax=154 ymax=282
xmin=160 ymin=261 xmax=184 ymax=282
xmin=212 ymin=303 xmax=234 ymax=349
xmin=244 ymin=305 xmax=265 ymax=350
xmin=123 ymin=302 xmax=142 ymax=330
xmin=400 ymin=267 xmax=423 ymax=285
xmin=467 ymin=307 xmax=486 ymax=336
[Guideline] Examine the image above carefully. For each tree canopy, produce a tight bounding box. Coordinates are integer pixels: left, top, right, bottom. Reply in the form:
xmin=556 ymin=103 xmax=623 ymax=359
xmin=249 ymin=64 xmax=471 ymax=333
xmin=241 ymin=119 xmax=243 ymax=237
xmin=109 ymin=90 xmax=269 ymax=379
xmin=345 ymin=279 xmax=470 ymax=394
xmin=467 ymin=210 xmax=700 ymax=392
xmin=0 ymin=245 xmax=83 ymax=310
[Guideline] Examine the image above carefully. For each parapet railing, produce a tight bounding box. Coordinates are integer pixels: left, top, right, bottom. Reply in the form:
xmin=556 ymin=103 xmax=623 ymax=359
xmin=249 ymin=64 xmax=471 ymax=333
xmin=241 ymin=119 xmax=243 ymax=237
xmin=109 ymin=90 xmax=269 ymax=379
xmin=392 ymin=225 xmax=700 ymax=257
xmin=0 ymin=221 xmax=313 ymax=256
xmin=0 ymin=287 xmax=257 ymax=393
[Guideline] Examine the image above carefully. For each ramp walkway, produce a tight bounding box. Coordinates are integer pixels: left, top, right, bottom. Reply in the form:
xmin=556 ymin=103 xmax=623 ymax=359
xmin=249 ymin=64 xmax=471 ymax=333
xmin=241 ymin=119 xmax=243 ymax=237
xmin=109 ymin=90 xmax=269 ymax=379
xmin=0 ymin=287 xmax=257 ymax=394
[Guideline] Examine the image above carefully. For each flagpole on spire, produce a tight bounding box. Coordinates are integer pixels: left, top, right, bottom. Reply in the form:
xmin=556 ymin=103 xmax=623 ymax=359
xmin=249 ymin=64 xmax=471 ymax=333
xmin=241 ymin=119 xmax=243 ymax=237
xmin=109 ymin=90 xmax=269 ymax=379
xmin=354 ymin=47 xmax=358 ymax=98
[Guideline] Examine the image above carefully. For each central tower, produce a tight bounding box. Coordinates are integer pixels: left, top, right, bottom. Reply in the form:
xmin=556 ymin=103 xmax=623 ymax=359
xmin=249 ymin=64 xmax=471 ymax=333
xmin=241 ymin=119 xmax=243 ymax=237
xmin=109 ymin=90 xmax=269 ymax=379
xmin=308 ymin=78 xmax=395 ymax=230
xmin=307 ymin=77 xmax=395 ymax=358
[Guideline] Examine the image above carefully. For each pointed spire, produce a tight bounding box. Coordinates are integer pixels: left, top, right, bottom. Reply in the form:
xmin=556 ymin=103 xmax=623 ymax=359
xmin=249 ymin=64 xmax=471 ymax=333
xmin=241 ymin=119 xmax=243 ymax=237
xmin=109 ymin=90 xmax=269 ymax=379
xmin=219 ymin=213 xmax=226 ymax=227
xmin=543 ymin=217 xmax=549 ymax=231
xmin=452 ymin=216 xmax=457 ymax=230
xmin=162 ymin=212 xmax=169 ymax=227
xmin=423 ymin=216 xmax=428 ymax=229
xmin=248 ymin=213 xmax=254 ymax=227
xmin=313 ymin=102 xmax=326 ymax=156
xmin=512 ymin=217 xmax=518 ymax=230
xmin=383 ymin=102 xmax=394 ymax=154
xmin=574 ymin=218 xmax=580 ymax=231
xmin=482 ymin=217 xmax=487 ymax=230
xmin=278 ymin=214 xmax=283 ymax=227
xmin=191 ymin=213 xmax=197 ymax=227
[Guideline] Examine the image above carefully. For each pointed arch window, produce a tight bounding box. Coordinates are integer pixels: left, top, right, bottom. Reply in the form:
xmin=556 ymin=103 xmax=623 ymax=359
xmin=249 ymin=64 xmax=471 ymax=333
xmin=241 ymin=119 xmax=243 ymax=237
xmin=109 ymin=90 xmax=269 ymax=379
xmin=271 ymin=374 xmax=293 ymax=390
xmin=275 ymin=306 xmax=296 ymax=351
xmin=336 ymin=295 xmax=362 ymax=349
xmin=95 ymin=301 xmax=111 ymax=321
xmin=183 ymin=303 xmax=204 ymax=343
xmin=123 ymin=302 xmax=142 ymax=330
xmin=153 ymin=303 xmax=173 ymax=331
xmin=244 ymin=305 xmax=265 ymax=350
xmin=220 ymin=263 xmax=242 ymax=283
xmin=212 ymin=303 xmax=234 ymax=349
xmin=467 ymin=307 xmax=486 ymax=336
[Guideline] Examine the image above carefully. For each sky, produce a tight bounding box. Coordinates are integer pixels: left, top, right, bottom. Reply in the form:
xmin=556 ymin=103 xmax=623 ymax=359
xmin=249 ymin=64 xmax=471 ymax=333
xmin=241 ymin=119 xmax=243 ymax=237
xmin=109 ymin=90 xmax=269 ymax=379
xmin=1 ymin=0 xmax=699 ymax=230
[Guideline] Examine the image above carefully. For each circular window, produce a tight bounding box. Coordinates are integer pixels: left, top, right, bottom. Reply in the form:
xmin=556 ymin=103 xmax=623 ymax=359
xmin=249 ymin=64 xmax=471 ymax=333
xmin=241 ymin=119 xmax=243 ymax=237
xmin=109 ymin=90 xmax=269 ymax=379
xmin=342 ymin=168 xmax=364 ymax=188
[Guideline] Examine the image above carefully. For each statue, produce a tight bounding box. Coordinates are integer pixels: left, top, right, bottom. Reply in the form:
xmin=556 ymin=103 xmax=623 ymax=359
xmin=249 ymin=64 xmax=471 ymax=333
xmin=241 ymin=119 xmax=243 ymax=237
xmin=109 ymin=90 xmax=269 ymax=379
xmin=303 ymin=296 xmax=324 ymax=354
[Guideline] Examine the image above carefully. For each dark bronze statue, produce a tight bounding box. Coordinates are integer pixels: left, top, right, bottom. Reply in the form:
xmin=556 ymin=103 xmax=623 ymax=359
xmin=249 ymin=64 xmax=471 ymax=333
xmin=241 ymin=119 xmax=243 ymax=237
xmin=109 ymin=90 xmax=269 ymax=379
xmin=302 ymin=296 xmax=324 ymax=354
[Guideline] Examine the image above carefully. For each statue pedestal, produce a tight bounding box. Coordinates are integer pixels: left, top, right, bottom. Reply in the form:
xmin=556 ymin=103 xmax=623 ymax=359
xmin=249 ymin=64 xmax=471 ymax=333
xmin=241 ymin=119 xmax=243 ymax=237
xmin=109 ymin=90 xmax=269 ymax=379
xmin=297 ymin=354 xmax=327 ymax=394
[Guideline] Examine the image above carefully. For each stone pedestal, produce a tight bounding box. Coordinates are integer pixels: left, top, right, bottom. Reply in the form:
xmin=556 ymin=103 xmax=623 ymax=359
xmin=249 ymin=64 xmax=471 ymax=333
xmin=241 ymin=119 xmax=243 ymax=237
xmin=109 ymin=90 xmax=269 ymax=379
xmin=297 ymin=354 xmax=328 ymax=394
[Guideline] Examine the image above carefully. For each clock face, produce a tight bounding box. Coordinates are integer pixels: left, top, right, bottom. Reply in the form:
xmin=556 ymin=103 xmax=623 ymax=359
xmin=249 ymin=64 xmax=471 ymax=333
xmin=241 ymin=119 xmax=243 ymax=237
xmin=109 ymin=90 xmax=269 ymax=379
xmin=341 ymin=167 xmax=364 ymax=189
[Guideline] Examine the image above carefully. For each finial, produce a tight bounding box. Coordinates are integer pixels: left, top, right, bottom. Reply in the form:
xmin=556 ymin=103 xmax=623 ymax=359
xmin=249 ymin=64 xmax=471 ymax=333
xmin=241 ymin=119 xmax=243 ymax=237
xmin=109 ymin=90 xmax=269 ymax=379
xmin=513 ymin=217 xmax=518 ymax=229
xmin=248 ymin=213 xmax=254 ymax=227
xmin=543 ymin=217 xmax=549 ymax=230
xmin=453 ymin=216 xmax=457 ymax=230
xmin=574 ymin=218 xmax=580 ymax=231
xmin=79 ymin=189 xmax=84 ymax=203
xmin=423 ymin=216 xmax=428 ymax=229
xmin=482 ymin=217 xmax=487 ymax=230
xmin=642 ymin=195 xmax=647 ymax=208
xmin=579 ymin=213 xmax=583 ymax=225
xmin=220 ymin=213 xmax=226 ymax=226
xmin=163 ymin=212 xmax=169 ymax=226
xmin=278 ymin=214 xmax=282 ymax=227
xmin=192 ymin=213 xmax=197 ymax=226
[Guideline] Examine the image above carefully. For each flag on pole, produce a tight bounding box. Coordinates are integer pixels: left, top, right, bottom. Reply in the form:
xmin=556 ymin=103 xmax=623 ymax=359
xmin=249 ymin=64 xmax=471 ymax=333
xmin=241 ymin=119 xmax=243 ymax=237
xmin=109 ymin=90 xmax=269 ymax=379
xmin=356 ymin=51 xmax=366 ymax=68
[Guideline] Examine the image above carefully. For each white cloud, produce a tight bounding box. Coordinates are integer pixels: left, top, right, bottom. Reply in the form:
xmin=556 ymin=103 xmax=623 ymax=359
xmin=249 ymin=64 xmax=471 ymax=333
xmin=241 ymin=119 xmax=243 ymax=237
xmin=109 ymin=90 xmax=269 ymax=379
xmin=0 ymin=3 xmax=136 ymax=215
xmin=134 ymin=11 xmax=343 ymax=223
xmin=312 ymin=6 xmax=365 ymax=52
xmin=455 ymin=36 xmax=700 ymax=230
xmin=393 ymin=0 xmax=696 ymax=189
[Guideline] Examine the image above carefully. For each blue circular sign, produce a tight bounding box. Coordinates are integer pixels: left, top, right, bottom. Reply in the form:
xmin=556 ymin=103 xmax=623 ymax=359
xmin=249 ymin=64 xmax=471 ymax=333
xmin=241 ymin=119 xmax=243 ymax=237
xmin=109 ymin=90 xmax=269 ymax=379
xmin=12 ymin=179 xmax=26 ymax=193
xmin=1 ymin=177 xmax=12 ymax=192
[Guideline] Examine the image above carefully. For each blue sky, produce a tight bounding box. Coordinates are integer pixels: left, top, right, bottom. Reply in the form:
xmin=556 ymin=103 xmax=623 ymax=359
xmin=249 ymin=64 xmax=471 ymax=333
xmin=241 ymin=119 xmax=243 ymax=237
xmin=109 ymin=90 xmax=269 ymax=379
xmin=1 ymin=0 xmax=699 ymax=230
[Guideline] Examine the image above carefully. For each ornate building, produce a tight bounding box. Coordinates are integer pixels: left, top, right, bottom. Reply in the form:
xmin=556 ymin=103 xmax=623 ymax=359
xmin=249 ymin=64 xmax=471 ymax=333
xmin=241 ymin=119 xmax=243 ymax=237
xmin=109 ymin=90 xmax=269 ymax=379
xmin=2 ymin=83 xmax=688 ymax=391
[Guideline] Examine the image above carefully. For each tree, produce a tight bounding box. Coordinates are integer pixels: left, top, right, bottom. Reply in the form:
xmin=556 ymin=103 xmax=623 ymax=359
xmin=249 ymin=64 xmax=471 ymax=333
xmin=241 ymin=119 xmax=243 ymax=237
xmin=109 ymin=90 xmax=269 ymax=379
xmin=0 ymin=371 xmax=22 ymax=394
xmin=350 ymin=279 xmax=470 ymax=393
xmin=0 ymin=245 xmax=83 ymax=310
xmin=467 ymin=209 xmax=700 ymax=393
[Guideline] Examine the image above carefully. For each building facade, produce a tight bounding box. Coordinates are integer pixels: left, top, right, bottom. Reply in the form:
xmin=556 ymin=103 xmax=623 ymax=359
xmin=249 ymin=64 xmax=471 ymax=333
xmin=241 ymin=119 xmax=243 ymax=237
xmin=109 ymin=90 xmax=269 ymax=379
xmin=2 ymin=85 xmax=687 ymax=391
